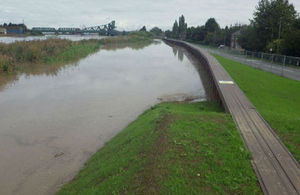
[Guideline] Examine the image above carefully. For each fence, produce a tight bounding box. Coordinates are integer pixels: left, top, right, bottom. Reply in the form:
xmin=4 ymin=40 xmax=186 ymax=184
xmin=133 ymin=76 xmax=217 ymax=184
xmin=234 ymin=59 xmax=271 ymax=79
xmin=214 ymin=47 xmax=300 ymax=67
xmin=244 ymin=50 xmax=300 ymax=67
xmin=203 ymin=46 xmax=300 ymax=81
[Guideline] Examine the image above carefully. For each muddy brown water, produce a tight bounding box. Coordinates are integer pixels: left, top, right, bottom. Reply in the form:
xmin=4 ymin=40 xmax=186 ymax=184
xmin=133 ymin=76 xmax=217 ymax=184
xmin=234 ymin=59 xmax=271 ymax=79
xmin=0 ymin=40 xmax=207 ymax=194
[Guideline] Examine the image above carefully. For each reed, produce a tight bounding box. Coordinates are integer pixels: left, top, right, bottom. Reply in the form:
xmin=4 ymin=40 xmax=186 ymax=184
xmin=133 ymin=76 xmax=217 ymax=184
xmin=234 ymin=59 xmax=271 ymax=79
xmin=0 ymin=39 xmax=101 ymax=73
xmin=0 ymin=32 xmax=154 ymax=74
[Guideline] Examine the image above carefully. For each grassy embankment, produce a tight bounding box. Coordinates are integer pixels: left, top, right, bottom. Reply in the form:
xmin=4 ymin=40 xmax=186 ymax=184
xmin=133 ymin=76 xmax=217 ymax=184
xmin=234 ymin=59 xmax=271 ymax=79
xmin=213 ymin=54 xmax=300 ymax=162
xmin=0 ymin=32 xmax=153 ymax=74
xmin=59 ymin=102 xmax=261 ymax=194
xmin=101 ymin=31 xmax=153 ymax=45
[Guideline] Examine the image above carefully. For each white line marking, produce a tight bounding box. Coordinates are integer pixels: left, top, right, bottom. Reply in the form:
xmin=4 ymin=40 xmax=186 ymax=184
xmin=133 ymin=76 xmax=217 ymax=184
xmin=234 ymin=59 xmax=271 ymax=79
xmin=219 ymin=80 xmax=234 ymax=84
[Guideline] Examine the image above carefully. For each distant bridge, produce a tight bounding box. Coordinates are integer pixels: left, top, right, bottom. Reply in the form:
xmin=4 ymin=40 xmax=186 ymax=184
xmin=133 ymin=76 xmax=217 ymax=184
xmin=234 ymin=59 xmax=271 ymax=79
xmin=81 ymin=21 xmax=115 ymax=35
xmin=32 ymin=21 xmax=116 ymax=36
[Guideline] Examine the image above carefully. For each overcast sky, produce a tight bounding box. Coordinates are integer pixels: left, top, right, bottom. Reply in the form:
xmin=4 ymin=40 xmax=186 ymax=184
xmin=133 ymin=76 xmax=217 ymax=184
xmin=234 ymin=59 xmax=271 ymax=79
xmin=0 ymin=0 xmax=299 ymax=31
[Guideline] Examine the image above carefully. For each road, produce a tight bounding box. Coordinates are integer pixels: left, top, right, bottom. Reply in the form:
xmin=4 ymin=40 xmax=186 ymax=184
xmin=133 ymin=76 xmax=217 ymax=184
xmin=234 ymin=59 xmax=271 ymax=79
xmin=193 ymin=44 xmax=300 ymax=81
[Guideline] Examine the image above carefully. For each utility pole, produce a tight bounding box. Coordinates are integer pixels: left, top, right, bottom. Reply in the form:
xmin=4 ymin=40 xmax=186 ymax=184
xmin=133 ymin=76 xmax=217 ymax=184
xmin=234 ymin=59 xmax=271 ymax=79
xmin=277 ymin=18 xmax=282 ymax=54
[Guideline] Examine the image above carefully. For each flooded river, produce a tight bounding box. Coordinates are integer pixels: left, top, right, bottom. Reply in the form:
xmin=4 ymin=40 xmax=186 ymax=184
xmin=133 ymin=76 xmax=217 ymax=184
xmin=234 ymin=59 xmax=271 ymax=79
xmin=0 ymin=40 xmax=207 ymax=194
xmin=0 ymin=35 xmax=104 ymax=44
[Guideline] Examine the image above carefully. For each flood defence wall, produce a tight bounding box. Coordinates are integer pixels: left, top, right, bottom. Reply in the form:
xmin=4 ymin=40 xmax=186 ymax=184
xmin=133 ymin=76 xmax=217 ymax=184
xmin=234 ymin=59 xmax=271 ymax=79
xmin=163 ymin=38 xmax=226 ymax=111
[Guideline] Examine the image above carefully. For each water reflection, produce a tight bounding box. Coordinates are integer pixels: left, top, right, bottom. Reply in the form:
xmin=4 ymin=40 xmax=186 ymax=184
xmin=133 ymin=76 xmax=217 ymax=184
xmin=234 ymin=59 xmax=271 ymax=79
xmin=172 ymin=47 xmax=178 ymax=56
xmin=0 ymin=74 xmax=18 ymax=91
xmin=0 ymin=40 xmax=153 ymax=91
xmin=165 ymin=41 xmax=217 ymax=101
xmin=178 ymin=49 xmax=184 ymax=61
xmin=170 ymin=45 xmax=184 ymax=61
xmin=0 ymin=35 xmax=104 ymax=44
xmin=100 ymin=39 xmax=155 ymax=51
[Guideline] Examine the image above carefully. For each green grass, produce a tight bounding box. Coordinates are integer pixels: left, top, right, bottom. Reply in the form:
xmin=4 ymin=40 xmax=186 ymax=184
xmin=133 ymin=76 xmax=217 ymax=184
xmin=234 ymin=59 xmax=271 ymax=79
xmin=100 ymin=31 xmax=153 ymax=45
xmin=213 ymin=54 xmax=300 ymax=162
xmin=43 ymin=40 xmax=101 ymax=64
xmin=58 ymin=102 xmax=261 ymax=194
xmin=43 ymin=40 xmax=100 ymax=64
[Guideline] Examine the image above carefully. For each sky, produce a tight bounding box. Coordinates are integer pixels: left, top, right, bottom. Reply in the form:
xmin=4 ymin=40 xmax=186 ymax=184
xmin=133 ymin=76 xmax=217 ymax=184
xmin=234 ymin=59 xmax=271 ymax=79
xmin=0 ymin=0 xmax=299 ymax=31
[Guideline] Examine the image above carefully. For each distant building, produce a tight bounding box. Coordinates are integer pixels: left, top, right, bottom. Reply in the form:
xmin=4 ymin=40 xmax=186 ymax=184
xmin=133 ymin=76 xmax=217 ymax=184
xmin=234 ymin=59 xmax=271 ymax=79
xmin=231 ymin=30 xmax=241 ymax=50
xmin=0 ymin=27 xmax=7 ymax=35
xmin=6 ymin=24 xmax=26 ymax=34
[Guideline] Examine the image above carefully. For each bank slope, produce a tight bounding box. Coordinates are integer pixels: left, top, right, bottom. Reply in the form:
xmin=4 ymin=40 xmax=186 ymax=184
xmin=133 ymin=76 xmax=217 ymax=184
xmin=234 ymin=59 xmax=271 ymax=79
xmin=58 ymin=102 xmax=261 ymax=194
xmin=213 ymin=54 xmax=300 ymax=162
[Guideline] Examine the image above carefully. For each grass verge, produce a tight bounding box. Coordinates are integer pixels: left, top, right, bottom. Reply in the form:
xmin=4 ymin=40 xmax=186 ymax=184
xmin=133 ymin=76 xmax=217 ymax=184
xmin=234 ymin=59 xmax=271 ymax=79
xmin=213 ymin=54 xmax=300 ymax=162
xmin=58 ymin=102 xmax=261 ymax=194
xmin=101 ymin=31 xmax=153 ymax=45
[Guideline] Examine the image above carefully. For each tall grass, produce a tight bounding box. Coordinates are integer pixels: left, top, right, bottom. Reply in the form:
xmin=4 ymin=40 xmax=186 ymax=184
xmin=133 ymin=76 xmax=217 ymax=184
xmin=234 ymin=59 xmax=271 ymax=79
xmin=0 ymin=39 xmax=101 ymax=73
xmin=100 ymin=31 xmax=153 ymax=45
xmin=0 ymin=33 xmax=154 ymax=74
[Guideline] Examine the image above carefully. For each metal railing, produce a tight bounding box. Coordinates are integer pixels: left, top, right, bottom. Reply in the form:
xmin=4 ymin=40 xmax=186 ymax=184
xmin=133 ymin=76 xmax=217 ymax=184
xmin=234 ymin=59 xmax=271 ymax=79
xmin=213 ymin=47 xmax=300 ymax=67
xmin=244 ymin=50 xmax=300 ymax=67
xmin=201 ymin=45 xmax=300 ymax=81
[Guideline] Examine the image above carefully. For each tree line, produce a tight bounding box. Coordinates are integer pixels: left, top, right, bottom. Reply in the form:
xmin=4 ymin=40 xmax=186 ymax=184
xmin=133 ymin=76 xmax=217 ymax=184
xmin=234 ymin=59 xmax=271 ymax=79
xmin=165 ymin=0 xmax=300 ymax=57
xmin=239 ymin=0 xmax=300 ymax=56
xmin=165 ymin=16 xmax=242 ymax=47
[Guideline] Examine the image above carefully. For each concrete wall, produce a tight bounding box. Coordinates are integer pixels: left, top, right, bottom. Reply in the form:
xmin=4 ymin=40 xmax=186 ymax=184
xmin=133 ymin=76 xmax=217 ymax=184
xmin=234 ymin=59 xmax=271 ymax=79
xmin=163 ymin=38 xmax=222 ymax=106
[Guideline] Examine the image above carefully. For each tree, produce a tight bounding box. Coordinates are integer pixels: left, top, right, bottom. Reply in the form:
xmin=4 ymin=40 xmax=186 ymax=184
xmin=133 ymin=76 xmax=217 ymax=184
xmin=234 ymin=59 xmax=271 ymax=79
xmin=204 ymin=32 xmax=216 ymax=45
xmin=205 ymin=18 xmax=220 ymax=32
xmin=203 ymin=18 xmax=221 ymax=45
xmin=139 ymin=26 xmax=147 ymax=32
xmin=186 ymin=26 xmax=206 ymax=42
xmin=280 ymin=17 xmax=300 ymax=56
xmin=165 ymin=30 xmax=172 ymax=38
xmin=178 ymin=15 xmax=188 ymax=40
xmin=238 ymin=25 xmax=264 ymax=51
xmin=150 ymin=27 xmax=163 ymax=36
xmin=248 ymin=0 xmax=298 ymax=51
xmin=172 ymin=20 xmax=179 ymax=38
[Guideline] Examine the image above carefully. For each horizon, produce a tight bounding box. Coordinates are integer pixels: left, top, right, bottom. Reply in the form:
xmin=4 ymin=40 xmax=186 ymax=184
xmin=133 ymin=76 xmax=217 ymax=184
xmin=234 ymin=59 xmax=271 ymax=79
xmin=1 ymin=0 xmax=299 ymax=31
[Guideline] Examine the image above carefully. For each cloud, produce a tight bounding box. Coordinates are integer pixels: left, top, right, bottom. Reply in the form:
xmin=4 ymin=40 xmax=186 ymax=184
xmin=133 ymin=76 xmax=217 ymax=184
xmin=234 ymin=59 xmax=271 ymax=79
xmin=0 ymin=0 xmax=299 ymax=30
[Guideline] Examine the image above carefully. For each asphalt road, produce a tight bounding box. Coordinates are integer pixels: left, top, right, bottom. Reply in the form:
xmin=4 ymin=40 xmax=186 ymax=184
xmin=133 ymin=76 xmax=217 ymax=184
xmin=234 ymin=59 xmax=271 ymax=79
xmin=194 ymin=45 xmax=300 ymax=81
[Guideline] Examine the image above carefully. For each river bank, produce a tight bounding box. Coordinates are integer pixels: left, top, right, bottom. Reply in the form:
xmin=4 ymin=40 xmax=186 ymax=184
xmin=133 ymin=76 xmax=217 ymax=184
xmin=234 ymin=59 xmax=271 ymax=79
xmin=0 ymin=32 xmax=153 ymax=73
xmin=0 ymin=33 xmax=42 ymax=37
xmin=58 ymin=101 xmax=261 ymax=194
